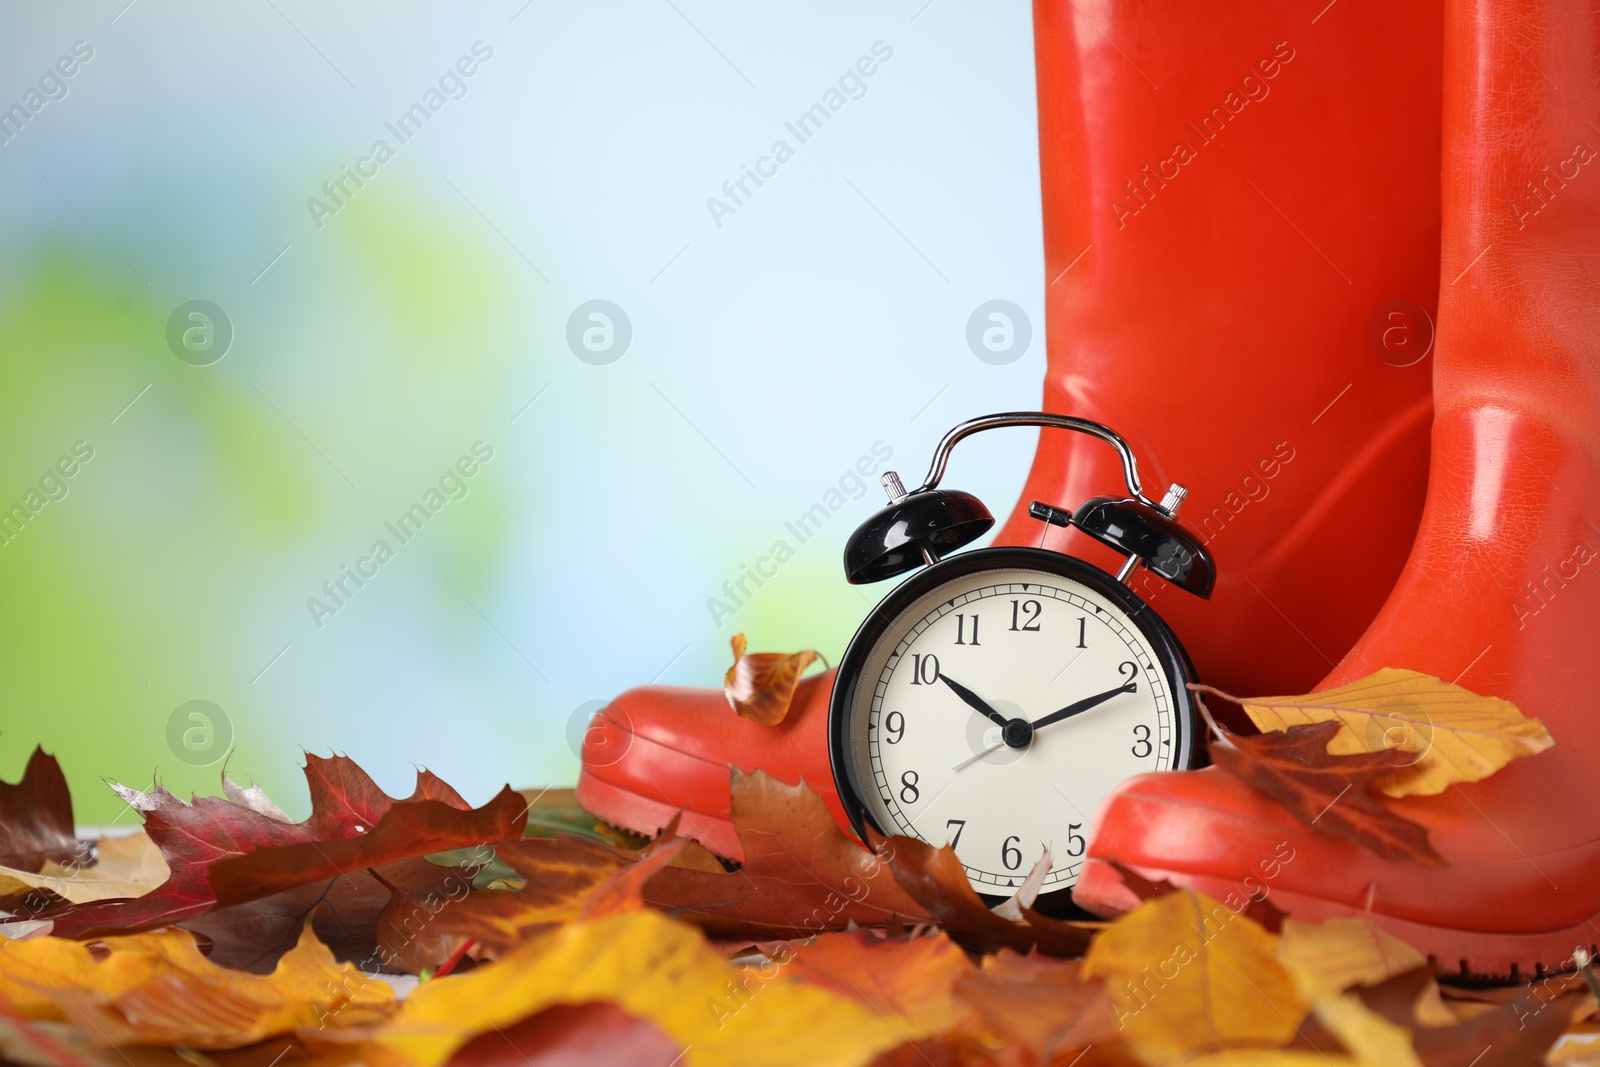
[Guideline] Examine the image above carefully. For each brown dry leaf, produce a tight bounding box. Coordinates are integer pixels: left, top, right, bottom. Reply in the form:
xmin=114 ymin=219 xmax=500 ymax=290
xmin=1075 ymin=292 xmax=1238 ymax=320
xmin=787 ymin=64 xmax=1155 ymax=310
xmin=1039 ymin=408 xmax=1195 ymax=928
xmin=1082 ymin=889 xmax=1306 ymax=1064
xmin=1197 ymin=669 xmax=1553 ymax=798
xmin=0 ymin=748 xmax=81 ymax=871
xmin=0 ymin=833 xmax=169 ymax=904
xmin=360 ymin=908 xmax=904 ymax=1067
xmin=953 ymin=949 xmax=1118 ymax=1062
xmin=0 ymin=924 xmax=393 ymax=1048
xmin=1210 ymin=720 xmax=1445 ymax=867
xmin=879 ymin=832 xmax=1095 ymax=957
xmin=724 ymin=633 xmax=822 ymax=725
xmin=781 ymin=929 xmax=976 ymax=1041
xmin=441 ymin=1001 xmax=684 ymax=1067
xmin=1279 ymin=918 xmax=1455 ymax=1027
xmin=643 ymin=771 xmax=930 ymax=938
xmin=398 ymin=834 xmax=689 ymax=970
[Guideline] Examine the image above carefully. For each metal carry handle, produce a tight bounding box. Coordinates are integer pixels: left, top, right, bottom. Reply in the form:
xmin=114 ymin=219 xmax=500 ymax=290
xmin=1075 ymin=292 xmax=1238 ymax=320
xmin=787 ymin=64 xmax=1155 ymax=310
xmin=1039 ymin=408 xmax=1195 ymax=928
xmin=909 ymin=412 xmax=1168 ymax=512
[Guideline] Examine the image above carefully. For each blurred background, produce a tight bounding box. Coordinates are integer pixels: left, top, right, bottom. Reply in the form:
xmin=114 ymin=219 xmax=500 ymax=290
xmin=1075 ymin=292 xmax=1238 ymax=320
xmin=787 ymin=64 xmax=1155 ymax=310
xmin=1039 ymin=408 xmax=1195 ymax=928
xmin=0 ymin=1 xmax=1045 ymax=822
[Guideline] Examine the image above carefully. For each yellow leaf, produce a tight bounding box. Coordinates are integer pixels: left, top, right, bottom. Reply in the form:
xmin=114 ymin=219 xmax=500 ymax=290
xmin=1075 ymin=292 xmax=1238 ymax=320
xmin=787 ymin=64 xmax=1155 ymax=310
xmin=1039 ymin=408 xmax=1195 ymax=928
xmin=362 ymin=909 xmax=903 ymax=1067
xmin=0 ymin=833 xmax=169 ymax=903
xmin=1082 ymin=889 xmax=1307 ymax=1063
xmin=1278 ymin=918 xmax=1455 ymax=1027
xmin=1203 ymin=668 xmax=1553 ymax=797
xmin=1281 ymin=957 xmax=1423 ymax=1067
xmin=0 ymin=924 xmax=393 ymax=1048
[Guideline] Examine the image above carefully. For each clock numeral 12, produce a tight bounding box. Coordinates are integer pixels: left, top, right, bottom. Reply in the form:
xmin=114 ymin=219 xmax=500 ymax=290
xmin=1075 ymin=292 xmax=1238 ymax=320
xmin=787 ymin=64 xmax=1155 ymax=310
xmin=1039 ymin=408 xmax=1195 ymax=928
xmin=954 ymin=613 xmax=980 ymax=645
xmin=910 ymin=653 xmax=940 ymax=685
xmin=1009 ymin=599 xmax=1042 ymax=632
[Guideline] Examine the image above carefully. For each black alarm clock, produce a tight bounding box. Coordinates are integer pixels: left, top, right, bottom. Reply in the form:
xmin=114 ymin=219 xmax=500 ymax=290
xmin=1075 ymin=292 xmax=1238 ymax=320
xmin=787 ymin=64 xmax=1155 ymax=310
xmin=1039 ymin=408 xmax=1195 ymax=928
xmin=828 ymin=412 xmax=1215 ymax=903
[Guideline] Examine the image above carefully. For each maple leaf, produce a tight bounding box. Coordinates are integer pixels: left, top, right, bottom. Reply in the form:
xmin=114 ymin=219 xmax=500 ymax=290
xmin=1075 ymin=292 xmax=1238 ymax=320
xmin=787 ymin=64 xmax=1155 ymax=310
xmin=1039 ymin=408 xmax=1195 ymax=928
xmin=1196 ymin=668 xmax=1553 ymax=798
xmin=0 ymin=748 xmax=81 ymax=872
xmin=953 ymin=949 xmax=1118 ymax=1062
xmin=1082 ymin=888 xmax=1307 ymax=1064
xmin=0 ymin=924 xmax=393 ymax=1049
xmin=876 ymin=831 xmax=1095 ymax=957
xmin=1208 ymin=719 xmax=1445 ymax=866
xmin=360 ymin=909 xmax=905 ymax=1067
xmin=723 ymin=633 xmax=823 ymax=725
xmin=780 ymin=930 xmax=977 ymax=1041
xmin=642 ymin=771 xmax=931 ymax=938
xmin=23 ymin=755 xmax=527 ymax=951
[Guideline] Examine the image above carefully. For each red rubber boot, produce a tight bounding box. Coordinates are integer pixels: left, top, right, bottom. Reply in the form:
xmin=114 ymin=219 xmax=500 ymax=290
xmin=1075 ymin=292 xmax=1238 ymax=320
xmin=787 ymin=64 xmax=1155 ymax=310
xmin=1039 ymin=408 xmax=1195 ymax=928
xmin=577 ymin=0 xmax=1445 ymax=855
xmin=1075 ymin=0 xmax=1600 ymax=978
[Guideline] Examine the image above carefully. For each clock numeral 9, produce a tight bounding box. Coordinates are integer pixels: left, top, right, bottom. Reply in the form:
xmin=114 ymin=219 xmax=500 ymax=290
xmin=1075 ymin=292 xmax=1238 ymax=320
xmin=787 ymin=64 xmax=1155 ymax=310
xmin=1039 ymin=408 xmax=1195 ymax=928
xmin=1132 ymin=723 xmax=1153 ymax=758
xmin=1009 ymin=599 xmax=1042 ymax=632
xmin=1066 ymin=823 xmax=1085 ymax=858
xmin=899 ymin=770 xmax=920 ymax=804
xmin=1001 ymin=835 xmax=1023 ymax=871
xmin=910 ymin=653 xmax=940 ymax=685
xmin=883 ymin=710 xmax=905 ymax=744
xmin=954 ymin=613 xmax=980 ymax=645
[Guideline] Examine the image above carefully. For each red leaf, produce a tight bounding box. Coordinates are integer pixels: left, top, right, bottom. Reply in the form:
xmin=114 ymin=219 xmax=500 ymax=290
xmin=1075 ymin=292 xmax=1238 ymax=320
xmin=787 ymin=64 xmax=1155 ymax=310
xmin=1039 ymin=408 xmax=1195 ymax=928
xmin=0 ymin=748 xmax=81 ymax=871
xmin=1210 ymin=720 xmax=1446 ymax=867
xmin=723 ymin=634 xmax=822 ymax=725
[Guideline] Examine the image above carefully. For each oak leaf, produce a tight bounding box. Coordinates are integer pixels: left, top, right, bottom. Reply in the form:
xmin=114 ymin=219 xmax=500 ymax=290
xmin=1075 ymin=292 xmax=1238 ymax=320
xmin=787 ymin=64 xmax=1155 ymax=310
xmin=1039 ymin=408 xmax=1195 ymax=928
xmin=0 ymin=748 xmax=82 ymax=871
xmin=642 ymin=771 xmax=930 ymax=938
xmin=360 ymin=909 xmax=905 ymax=1067
xmin=1209 ymin=720 xmax=1445 ymax=866
xmin=953 ymin=949 xmax=1118 ymax=1062
xmin=878 ymin=831 xmax=1094 ymax=957
xmin=781 ymin=930 xmax=977 ymax=1041
xmin=1082 ymin=889 xmax=1306 ymax=1064
xmin=0 ymin=924 xmax=393 ymax=1048
xmin=724 ymin=633 xmax=822 ymax=725
xmin=1197 ymin=669 xmax=1553 ymax=798
xmin=0 ymin=833 xmax=169 ymax=905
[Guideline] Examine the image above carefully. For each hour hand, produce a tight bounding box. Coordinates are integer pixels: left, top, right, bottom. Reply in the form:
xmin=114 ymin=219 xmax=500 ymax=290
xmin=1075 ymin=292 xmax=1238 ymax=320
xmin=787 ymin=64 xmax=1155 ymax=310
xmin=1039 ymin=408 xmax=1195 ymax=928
xmin=938 ymin=673 xmax=1008 ymax=727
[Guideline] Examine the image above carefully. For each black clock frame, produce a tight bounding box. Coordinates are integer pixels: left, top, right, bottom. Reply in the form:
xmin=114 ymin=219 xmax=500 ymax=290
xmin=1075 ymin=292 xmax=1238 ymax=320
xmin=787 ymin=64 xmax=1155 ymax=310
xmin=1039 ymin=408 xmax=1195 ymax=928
xmin=827 ymin=545 xmax=1204 ymax=902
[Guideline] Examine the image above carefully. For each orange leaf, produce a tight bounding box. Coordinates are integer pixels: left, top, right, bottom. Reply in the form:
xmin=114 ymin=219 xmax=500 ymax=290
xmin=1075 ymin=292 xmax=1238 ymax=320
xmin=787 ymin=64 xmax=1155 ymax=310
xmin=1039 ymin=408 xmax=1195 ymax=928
xmin=644 ymin=771 xmax=931 ymax=938
xmin=781 ymin=930 xmax=976 ymax=1040
xmin=953 ymin=950 xmax=1118 ymax=1061
xmin=723 ymin=634 xmax=822 ymax=725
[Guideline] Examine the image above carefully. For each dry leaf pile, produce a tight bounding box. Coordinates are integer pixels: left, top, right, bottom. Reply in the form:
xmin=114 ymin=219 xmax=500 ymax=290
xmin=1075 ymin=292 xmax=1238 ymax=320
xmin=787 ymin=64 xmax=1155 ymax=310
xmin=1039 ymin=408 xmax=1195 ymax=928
xmin=0 ymin=656 xmax=1589 ymax=1067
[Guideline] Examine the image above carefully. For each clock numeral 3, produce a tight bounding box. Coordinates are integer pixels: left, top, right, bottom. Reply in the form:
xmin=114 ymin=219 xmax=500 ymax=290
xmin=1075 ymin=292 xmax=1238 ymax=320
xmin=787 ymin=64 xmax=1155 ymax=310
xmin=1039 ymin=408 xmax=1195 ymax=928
xmin=1066 ymin=822 xmax=1086 ymax=857
xmin=910 ymin=653 xmax=940 ymax=685
xmin=954 ymin=613 xmax=981 ymax=646
xmin=1001 ymin=835 xmax=1023 ymax=871
xmin=1009 ymin=599 xmax=1042 ymax=632
xmin=899 ymin=770 xmax=920 ymax=804
xmin=1132 ymin=723 xmax=1153 ymax=758
xmin=945 ymin=819 xmax=966 ymax=849
xmin=883 ymin=710 xmax=905 ymax=744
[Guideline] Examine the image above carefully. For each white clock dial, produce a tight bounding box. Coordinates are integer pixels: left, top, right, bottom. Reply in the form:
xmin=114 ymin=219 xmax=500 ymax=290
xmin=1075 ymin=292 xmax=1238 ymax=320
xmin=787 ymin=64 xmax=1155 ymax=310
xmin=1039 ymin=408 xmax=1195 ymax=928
xmin=844 ymin=564 xmax=1178 ymax=894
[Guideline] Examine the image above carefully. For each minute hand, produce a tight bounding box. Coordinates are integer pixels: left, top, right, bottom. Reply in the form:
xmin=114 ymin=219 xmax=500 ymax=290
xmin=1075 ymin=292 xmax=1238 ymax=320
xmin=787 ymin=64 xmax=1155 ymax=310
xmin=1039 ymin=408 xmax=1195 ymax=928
xmin=1029 ymin=682 xmax=1137 ymax=731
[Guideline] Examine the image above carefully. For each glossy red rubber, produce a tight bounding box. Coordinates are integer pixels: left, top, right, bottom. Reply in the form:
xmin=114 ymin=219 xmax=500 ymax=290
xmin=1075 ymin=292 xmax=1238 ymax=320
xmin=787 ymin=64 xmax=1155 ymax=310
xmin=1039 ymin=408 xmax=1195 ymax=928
xmin=1076 ymin=0 xmax=1600 ymax=978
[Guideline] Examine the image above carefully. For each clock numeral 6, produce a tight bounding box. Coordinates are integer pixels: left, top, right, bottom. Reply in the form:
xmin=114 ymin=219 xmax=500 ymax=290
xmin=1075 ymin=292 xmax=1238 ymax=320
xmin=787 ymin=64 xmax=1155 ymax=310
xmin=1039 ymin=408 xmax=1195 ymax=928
xmin=883 ymin=710 xmax=905 ymax=744
xmin=1132 ymin=723 xmax=1153 ymax=758
xmin=945 ymin=818 xmax=966 ymax=849
xmin=910 ymin=653 xmax=940 ymax=685
xmin=1066 ymin=822 xmax=1086 ymax=857
xmin=1009 ymin=599 xmax=1042 ymax=632
xmin=899 ymin=770 xmax=920 ymax=804
xmin=1001 ymin=835 xmax=1023 ymax=871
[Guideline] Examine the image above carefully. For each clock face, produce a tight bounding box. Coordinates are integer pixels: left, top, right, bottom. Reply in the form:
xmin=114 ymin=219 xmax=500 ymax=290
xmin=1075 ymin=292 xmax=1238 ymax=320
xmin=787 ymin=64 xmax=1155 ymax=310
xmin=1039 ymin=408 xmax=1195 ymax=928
xmin=837 ymin=559 xmax=1186 ymax=895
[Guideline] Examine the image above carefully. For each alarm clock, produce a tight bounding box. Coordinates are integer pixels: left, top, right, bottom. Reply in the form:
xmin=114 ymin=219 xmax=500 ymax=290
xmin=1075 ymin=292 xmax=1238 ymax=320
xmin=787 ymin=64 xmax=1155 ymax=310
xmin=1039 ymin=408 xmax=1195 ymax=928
xmin=828 ymin=412 xmax=1216 ymax=903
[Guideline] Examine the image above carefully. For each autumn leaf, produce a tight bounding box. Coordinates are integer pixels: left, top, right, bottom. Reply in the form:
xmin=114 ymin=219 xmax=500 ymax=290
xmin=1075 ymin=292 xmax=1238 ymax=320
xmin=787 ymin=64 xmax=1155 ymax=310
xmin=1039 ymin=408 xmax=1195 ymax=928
xmin=878 ymin=831 xmax=1094 ymax=957
xmin=0 ymin=833 xmax=169 ymax=905
xmin=1278 ymin=918 xmax=1454 ymax=1027
xmin=361 ymin=908 xmax=905 ymax=1067
xmin=642 ymin=771 xmax=930 ymax=938
xmin=26 ymin=755 xmax=526 ymax=943
xmin=724 ymin=633 xmax=822 ymax=725
xmin=780 ymin=930 xmax=977 ymax=1041
xmin=517 ymin=787 xmax=645 ymax=847
xmin=953 ymin=949 xmax=1117 ymax=1062
xmin=1195 ymin=668 xmax=1553 ymax=798
xmin=0 ymin=748 xmax=82 ymax=871
xmin=441 ymin=1001 xmax=684 ymax=1067
xmin=1109 ymin=860 xmax=1286 ymax=934
xmin=0 ymin=924 xmax=393 ymax=1049
xmin=1209 ymin=720 xmax=1445 ymax=867
xmin=1082 ymin=889 xmax=1306 ymax=1063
